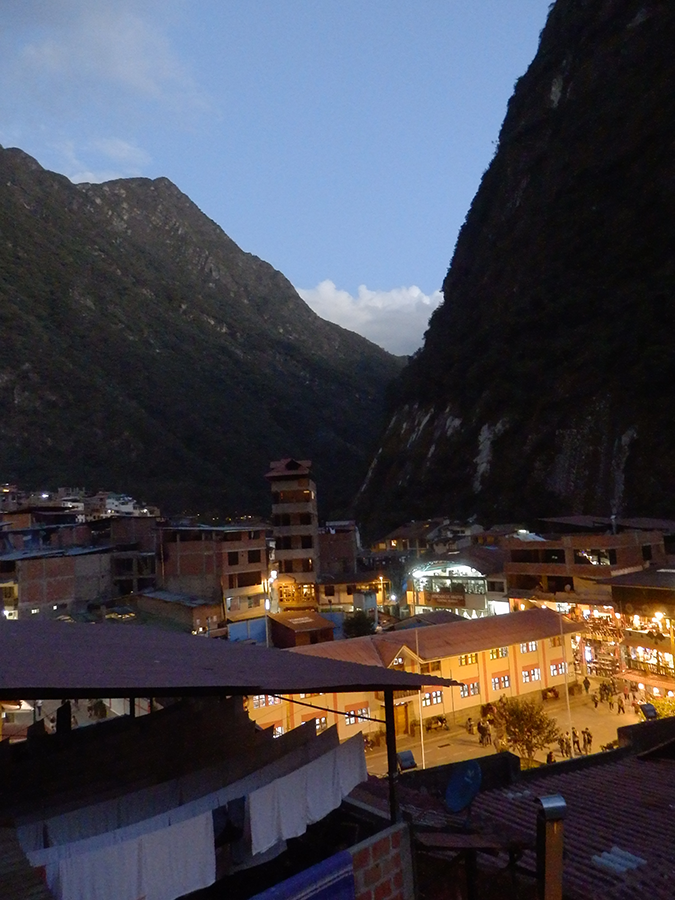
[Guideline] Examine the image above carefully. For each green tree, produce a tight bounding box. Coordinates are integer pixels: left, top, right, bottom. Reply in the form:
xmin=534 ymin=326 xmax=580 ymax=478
xmin=342 ymin=610 xmax=375 ymax=639
xmin=492 ymin=696 xmax=560 ymax=766
xmin=650 ymin=696 xmax=675 ymax=718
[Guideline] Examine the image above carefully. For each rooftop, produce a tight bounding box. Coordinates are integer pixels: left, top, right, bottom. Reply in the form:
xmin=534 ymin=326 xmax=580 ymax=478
xmin=0 ymin=619 xmax=455 ymax=700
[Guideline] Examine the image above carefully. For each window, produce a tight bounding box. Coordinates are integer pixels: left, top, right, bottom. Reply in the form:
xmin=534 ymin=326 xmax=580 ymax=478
xmin=458 ymin=653 xmax=478 ymax=666
xmin=460 ymin=682 xmax=479 ymax=698
xmin=392 ymin=656 xmax=404 ymax=668
xmin=573 ymin=548 xmax=617 ymax=566
xmin=642 ymin=544 xmax=653 ymax=561
xmin=238 ymin=570 xmax=262 ymax=588
xmin=252 ymin=695 xmax=281 ymax=708
xmin=491 ymin=675 xmax=510 ymax=691
xmin=489 ymin=647 xmax=508 ymax=659
xmin=487 ymin=580 xmax=505 ymax=592
xmin=299 ymin=692 xmax=322 ymax=699
xmin=273 ymin=725 xmax=284 ymax=739
xmin=550 ymin=662 xmax=567 ymax=676
xmin=301 ymin=558 xmax=314 ymax=573
xmin=315 ymin=716 xmax=327 ymax=733
xmin=421 ymin=661 xmax=442 ymax=675
xmin=248 ymin=549 xmax=261 ymax=564
xmin=228 ymin=551 xmax=239 ymax=566
xmin=520 ymin=641 xmax=537 ymax=653
xmin=300 ymin=535 xmax=313 ymax=549
xmin=345 ymin=706 xmax=369 ymax=725
xmin=324 ymin=585 xmax=335 ymax=597
xmin=522 ymin=667 xmax=541 ymax=683
xmin=277 ymin=536 xmax=292 ymax=550
xmin=549 ymin=635 xmax=562 ymax=647
xmin=422 ymin=691 xmax=442 ymax=706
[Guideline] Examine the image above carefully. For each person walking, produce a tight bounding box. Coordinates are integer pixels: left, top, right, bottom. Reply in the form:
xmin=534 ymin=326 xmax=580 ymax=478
xmin=592 ymin=692 xmax=599 ymax=709
xmin=557 ymin=734 xmax=566 ymax=757
xmin=572 ymin=727 xmax=582 ymax=756
xmin=564 ymin=731 xmax=572 ymax=758
xmin=584 ymin=728 xmax=593 ymax=753
xmin=583 ymin=676 xmax=590 ymax=694
xmin=617 ymin=695 xmax=626 ymax=714
xmin=608 ymin=694 xmax=615 ymax=711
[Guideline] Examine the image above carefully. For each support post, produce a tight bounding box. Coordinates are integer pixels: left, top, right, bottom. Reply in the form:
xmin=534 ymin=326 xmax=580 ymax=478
xmin=128 ymin=696 xmax=136 ymax=718
xmin=536 ymin=795 xmax=566 ymax=900
xmin=384 ymin=688 xmax=399 ymax=824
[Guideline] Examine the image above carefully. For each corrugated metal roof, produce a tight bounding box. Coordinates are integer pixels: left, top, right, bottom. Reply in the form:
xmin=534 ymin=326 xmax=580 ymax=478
xmin=138 ymin=589 xmax=215 ymax=608
xmin=0 ymin=619 xmax=455 ymax=699
xmin=292 ymin=608 xmax=582 ymax=666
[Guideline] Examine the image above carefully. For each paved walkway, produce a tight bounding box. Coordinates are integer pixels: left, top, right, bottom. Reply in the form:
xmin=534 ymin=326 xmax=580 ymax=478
xmin=363 ymin=677 xmax=645 ymax=776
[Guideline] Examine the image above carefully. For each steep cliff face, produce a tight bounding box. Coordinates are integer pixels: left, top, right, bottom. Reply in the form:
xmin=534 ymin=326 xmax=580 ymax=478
xmin=358 ymin=0 xmax=675 ymax=533
xmin=0 ymin=147 xmax=403 ymax=516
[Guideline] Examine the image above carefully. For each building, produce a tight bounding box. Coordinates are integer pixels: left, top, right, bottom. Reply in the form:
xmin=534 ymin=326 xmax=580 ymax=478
xmin=248 ymin=607 xmax=581 ymax=743
xmin=158 ymin=523 xmax=269 ymax=620
xmin=406 ymin=546 xmax=509 ymax=618
xmin=266 ymin=459 xmax=319 ymax=608
xmin=267 ymin=609 xmax=336 ymax=648
xmin=503 ymin=529 xmax=667 ymax=607
xmin=318 ymin=520 xmax=361 ymax=576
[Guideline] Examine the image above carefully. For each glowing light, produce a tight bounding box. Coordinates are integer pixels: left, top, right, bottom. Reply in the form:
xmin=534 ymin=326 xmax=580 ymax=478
xmin=638 ymin=683 xmax=645 ymax=690
xmin=653 ymin=687 xmax=661 ymax=695
xmin=655 ymin=611 xmax=664 ymax=620
xmin=615 ymin=613 xmax=621 ymax=620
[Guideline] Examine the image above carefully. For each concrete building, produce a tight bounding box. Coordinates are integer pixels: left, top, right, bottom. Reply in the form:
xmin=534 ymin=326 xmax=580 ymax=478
xmin=266 ymin=459 xmax=319 ymax=608
xmin=158 ymin=523 xmax=269 ymax=621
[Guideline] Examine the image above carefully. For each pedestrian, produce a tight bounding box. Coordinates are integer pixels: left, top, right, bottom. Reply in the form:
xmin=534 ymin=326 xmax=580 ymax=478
xmin=557 ymin=734 xmax=566 ymax=757
xmin=617 ymin=695 xmax=625 ymax=714
xmin=484 ymin=720 xmax=492 ymax=746
xmin=466 ymin=716 xmax=474 ymax=735
xmin=592 ymin=693 xmax=599 ymax=709
xmin=477 ymin=720 xmax=487 ymax=746
xmin=564 ymin=731 xmax=572 ymax=758
xmin=582 ymin=728 xmax=589 ymax=754
xmin=608 ymin=694 xmax=614 ymax=711
xmin=35 ymin=699 xmax=43 ymax=718
xmin=572 ymin=727 xmax=582 ymax=755
xmin=584 ymin=728 xmax=593 ymax=753
xmin=623 ymin=685 xmax=629 ymax=700
xmin=493 ymin=733 xmax=502 ymax=753
xmin=546 ymin=750 xmax=555 ymax=764
xmin=583 ymin=676 xmax=590 ymax=694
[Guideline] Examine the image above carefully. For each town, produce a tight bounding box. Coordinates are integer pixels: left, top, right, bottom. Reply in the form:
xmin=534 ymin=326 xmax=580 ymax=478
xmin=2 ymin=458 xmax=674 ymax=900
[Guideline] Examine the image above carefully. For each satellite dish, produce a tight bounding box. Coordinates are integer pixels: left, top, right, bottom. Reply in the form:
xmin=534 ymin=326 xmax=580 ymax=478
xmin=444 ymin=760 xmax=482 ymax=813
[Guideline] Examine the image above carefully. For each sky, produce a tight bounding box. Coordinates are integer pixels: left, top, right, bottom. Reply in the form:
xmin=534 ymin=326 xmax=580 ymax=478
xmin=0 ymin=1 xmax=552 ymax=355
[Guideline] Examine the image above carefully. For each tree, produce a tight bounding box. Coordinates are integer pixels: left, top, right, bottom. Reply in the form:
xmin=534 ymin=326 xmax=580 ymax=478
xmin=492 ymin=696 xmax=560 ymax=766
xmin=342 ymin=610 xmax=375 ymax=639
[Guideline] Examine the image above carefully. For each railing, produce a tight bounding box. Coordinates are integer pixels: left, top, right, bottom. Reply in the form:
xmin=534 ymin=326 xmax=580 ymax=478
xmin=625 ymin=658 xmax=675 ymax=678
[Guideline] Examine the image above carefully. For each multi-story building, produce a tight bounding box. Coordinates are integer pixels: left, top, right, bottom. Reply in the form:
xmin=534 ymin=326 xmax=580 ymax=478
xmin=247 ymin=607 xmax=580 ymax=742
xmin=157 ymin=523 xmax=269 ymax=622
xmin=406 ymin=546 xmax=509 ymax=618
xmin=503 ymin=530 xmax=667 ymax=608
xmin=266 ymin=459 xmax=318 ymax=608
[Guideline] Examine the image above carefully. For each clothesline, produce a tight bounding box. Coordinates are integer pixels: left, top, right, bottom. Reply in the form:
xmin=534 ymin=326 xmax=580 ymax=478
xmin=274 ymin=695 xmax=386 ymax=724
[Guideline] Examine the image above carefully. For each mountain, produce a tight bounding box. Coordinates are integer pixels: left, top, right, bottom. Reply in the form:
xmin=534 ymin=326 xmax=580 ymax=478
xmin=0 ymin=146 xmax=404 ymax=517
xmin=357 ymin=0 xmax=675 ymax=535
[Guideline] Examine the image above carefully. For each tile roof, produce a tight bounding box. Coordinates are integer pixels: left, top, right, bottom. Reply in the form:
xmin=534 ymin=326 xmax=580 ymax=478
xmin=0 ymin=828 xmax=53 ymax=899
xmin=293 ymin=607 xmax=581 ymax=666
xmin=265 ymin=458 xmax=313 ymax=479
xmin=0 ymin=619 xmax=454 ymax=700
xmin=472 ymin=752 xmax=675 ymax=899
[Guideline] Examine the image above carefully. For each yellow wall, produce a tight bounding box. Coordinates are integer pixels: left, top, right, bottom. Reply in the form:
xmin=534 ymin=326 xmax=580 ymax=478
xmin=246 ymin=632 xmax=575 ymax=741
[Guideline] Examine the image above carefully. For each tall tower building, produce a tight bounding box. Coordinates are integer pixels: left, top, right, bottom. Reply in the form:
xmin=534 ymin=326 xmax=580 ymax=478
xmin=266 ymin=459 xmax=318 ymax=608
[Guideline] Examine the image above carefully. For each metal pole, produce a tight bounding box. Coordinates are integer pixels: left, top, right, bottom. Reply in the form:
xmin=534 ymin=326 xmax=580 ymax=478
xmin=384 ymin=688 xmax=400 ymax=824
xmin=560 ymin=611 xmax=574 ymax=757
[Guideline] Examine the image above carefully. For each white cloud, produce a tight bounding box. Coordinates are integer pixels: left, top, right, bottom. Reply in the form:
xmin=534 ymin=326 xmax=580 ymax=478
xmin=297 ymin=281 xmax=443 ymax=356
xmin=50 ymin=138 xmax=150 ymax=184
xmin=7 ymin=1 xmax=209 ymax=115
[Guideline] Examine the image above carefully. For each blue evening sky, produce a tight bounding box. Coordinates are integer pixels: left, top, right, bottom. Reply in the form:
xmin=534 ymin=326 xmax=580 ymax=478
xmin=0 ymin=1 xmax=551 ymax=354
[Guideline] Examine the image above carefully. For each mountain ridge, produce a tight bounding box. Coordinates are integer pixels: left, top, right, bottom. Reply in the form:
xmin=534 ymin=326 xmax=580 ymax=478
xmin=0 ymin=145 xmax=403 ymax=517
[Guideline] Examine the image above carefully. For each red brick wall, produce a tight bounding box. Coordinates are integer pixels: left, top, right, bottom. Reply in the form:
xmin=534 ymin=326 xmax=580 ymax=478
xmin=349 ymin=823 xmax=414 ymax=900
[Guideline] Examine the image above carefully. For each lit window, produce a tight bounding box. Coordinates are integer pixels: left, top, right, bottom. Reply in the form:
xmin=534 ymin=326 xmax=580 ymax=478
xmin=490 ymin=647 xmax=508 ymax=659
xmin=460 ymin=683 xmax=480 ymax=698
xmin=315 ymin=716 xmax=327 ymax=733
xmin=345 ymin=706 xmax=369 ymax=725
xmin=422 ymin=692 xmax=432 ymax=707
xmin=458 ymin=653 xmax=478 ymax=666
xmin=523 ymin=667 xmax=540 ymax=683
xmin=273 ymin=725 xmax=284 ymax=739
xmin=550 ymin=662 xmax=567 ymax=676
xmin=550 ymin=636 xmax=562 ymax=647
xmin=520 ymin=641 xmax=537 ymax=653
